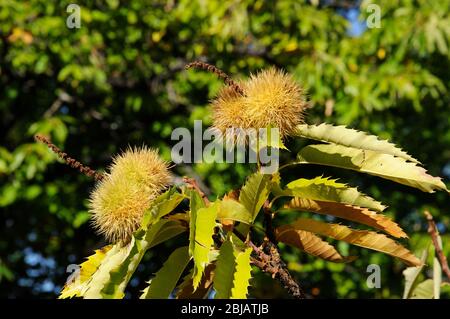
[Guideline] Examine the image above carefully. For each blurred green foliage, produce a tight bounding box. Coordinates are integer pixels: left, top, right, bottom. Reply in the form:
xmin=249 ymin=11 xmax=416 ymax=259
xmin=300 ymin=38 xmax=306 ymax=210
xmin=0 ymin=0 xmax=449 ymax=298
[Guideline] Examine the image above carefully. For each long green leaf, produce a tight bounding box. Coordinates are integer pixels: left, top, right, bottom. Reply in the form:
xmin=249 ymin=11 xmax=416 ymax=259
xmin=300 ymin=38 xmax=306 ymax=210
xmin=189 ymin=189 xmax=205 ymax=256
xmin=231 ymin=247 xmax=253 ymax=298
xmin=59 ymin=245 xmax=112 ymax=299
xmin=295 ymin=123 xmax=419 ymax=163
xmin=239 ymin=173 xmax=271 ymax=221
xmin=214 ymin=240 xmax=236 ymax=299
xmin=140 ymin=246 xmax=190 ymax=299
xmin=61 ymin=218 xmax=186 ymax=299
xmin=285 ymin=176 xmax=386 ymax=212
xmin=192 ymin=202 xmax=219 ymax=289
xmin=98 ymin=219 xmax=187 ymax=299
xmin=296 ymin=144 xmax=448 ymax=193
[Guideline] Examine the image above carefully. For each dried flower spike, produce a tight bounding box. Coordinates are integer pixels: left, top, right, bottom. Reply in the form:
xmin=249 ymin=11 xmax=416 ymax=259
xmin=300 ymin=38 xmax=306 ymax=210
xmin=212 ymin=67 xmax=307 ymax=140
xmin=34 ymin=134 xmax=104 ymax=181
xmin=89 ymin=146 xmax=171 ymax=244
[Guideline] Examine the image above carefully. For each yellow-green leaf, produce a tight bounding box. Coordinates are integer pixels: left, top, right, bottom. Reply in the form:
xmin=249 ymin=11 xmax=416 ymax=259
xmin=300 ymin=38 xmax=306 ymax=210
xmin=141 ymin=188 xmax=185 ymax=228
xmin=410 ymin=279 xmax=434 ymax=299
xmin=140 ymin=246 xmax=191 ymax=299
xmin=59 ymin=245 xmax=112 ymax=299
xmin=189 ymin=189 xmax=206 ymax=256
xmin=214 ymin=240 xmax=236 ymax=299
xmin=61 ymin=218 xmax=186 ymax=299
xmin=231 ymin=247 xmax=252 ymax=298
xmin=285 ymin=197 xmax=406 ymax=238
xmin=403 ymin=248 xmax=429 ymax=299
xmin=239 ymin=173 xmax=271 ymax=221
xmin=192 ymin=202 xmax=219 ymax=289
xmin=276 ymin=227 xmax=356 ymax=263
xmin=296 ymin=144 xmax=448 ymax=193
xmin=279 ymin=218 xmax=421 ymax=266
xmin=285 ymin=176 xmax=386 ymax=212
xmin=295 ymin=123 xmax=419 ymax=163
xmin=217 ymin=199 xmax=252 ymax=224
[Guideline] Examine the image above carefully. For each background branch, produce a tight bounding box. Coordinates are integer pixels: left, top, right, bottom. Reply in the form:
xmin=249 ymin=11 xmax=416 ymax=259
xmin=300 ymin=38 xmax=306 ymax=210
xmin=424 ymin=211 xmax=450 ymax=281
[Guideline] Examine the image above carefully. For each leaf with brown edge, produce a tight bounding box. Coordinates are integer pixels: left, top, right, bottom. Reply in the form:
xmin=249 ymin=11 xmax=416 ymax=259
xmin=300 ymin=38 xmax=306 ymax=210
xmin=285 ymin=197 xmax=407 ymax=238
xmin=176 ymin=264 xmax=215 ymax=299
xmin=276 ymin=227 xmax=356 ymax=263
xmin=278 ymin=218 xmax=422 ymax=266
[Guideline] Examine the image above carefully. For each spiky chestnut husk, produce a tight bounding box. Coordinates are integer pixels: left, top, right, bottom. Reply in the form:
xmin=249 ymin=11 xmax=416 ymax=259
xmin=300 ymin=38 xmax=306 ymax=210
xmin=212 ymin=67 xmax=307 ymax=141
xmin=89 ymin=146 xmax=171 ymax=244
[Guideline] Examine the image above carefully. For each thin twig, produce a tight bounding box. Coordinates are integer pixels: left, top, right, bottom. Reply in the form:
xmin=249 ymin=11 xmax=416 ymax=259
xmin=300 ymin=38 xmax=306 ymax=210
xmin=183 ymin=176 xmax=210 ymax=204
xmin=233 ymin=229 xmax=305 ymax=299
xmin=263 ymin=201 xmax=277 ymax=244
xmin=34 ymin=134 xmax=104 ymax=181
xmin=185 ymin=61 xmax=244 ymax=95
xmin=424 ymin=211 xmax=450 ymax=281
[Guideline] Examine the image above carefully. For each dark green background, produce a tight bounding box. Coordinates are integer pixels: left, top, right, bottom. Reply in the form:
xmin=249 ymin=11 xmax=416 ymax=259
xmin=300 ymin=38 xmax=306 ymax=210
xmin=0 ymin=0 xmax=449 ymax=298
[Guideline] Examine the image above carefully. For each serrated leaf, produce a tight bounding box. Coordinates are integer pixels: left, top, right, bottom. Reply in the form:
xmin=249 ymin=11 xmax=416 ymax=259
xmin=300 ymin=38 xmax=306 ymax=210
xmin=285 ymin=176 xmax=386 ymax=212
xmin=62 ymin=219 xmax=187 ymax=299
xmin=239 ymin=173 xmax=271 ymax=221
xmin=295 ymin=123 xmax=419 ymax=163
xmin=140 ymin=246 xmax=191 ymax=299
xmin=59 ymin=245 xmax=112 ymax=299
xmin=285 ymin=197 xmax=406 ymax=238
xmin=141 ymin=188 xmax=185 ymax=228
xmin=214 ymin=240 xmax=236 ymax=299
xmin=231 ymin=247 xmax=253 ymax=298
xmin=176 ymin=264 xmax=215 ymax=299
xmin=192 ymin=202 xmax=219 ymax=289
xmin=276 ymin=227 xmax=356 ymax=263
xmin=296 ymin=144 xmax=448 ymax=193
xmin=217 ymin=199 xmax=252 ymax=224
xmin=81 ymin=244 xmax=130 ymax=299
xmin=145 ymin=220 xmax=187 ymax=249
xmin=403 ymin=248 xmax=429 ymax=299
xmin=97 ymin=219 xmax=187 ymax=299
xmin=278 ymin=218 xmax=421 ymax=266
xmin=189 ymin=189 xmax=205 ymax=256
xmin=214 ymin=240 xmax=252 ymax=299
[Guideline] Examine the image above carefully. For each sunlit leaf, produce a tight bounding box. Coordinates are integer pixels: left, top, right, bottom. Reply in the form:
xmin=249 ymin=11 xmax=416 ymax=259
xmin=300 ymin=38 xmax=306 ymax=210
xmin=295 ymin=144 xmax=448 ymax=193
xmin=403 ymin=248 xmax=429 ymax=299
xmin=214 ymin=240 xmax=236 ymax=299
xmin=140 ymin=246 xmax=191 ymax=299
xmin=285 ymin=176 xmax=386 ymax=212
xmin=285 ymin=197 xmax=406 ymax=238
xmin=192 ymin=202 xmax=219 ymax=289
xmin=295 ymin=123 xmax=419 ymax=163
xmin=278 ymin=218 xmax=421 ymax=266
xmin=59 ymin=245 xmax=112 ymax=299
xmin=239 ymin=173 xmax=271 ymax=221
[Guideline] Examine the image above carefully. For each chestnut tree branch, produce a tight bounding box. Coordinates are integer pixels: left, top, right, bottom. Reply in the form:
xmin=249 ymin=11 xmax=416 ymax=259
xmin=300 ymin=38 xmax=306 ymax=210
xmin=424 ymin=210 xmax=450 ymax=281
xmin=183 ymin=178 xmax=305 ymax=299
